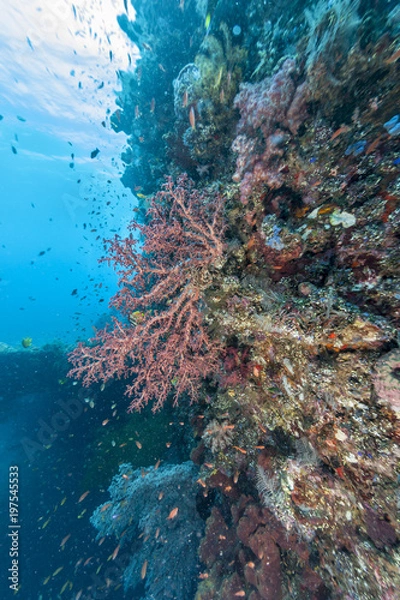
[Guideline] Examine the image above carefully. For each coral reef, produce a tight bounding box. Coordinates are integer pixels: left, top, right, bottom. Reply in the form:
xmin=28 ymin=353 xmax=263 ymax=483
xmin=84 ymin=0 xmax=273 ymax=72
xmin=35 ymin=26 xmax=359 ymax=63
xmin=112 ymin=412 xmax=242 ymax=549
xmin=91 ymin=462 xmax=203 ymax=599
xmin=232 ymin=58 xmax=310 ymax=203
xmin=78 ymin=1 xmax=400 ymax=598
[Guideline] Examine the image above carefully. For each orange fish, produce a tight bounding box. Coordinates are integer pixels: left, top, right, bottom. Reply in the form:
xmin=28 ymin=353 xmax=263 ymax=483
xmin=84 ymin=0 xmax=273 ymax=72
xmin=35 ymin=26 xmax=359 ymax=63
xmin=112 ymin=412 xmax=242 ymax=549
xmin=112 ymin=544 xmax=120 ymax=560
xmin=135 ymin=441 xmax=142 ymax=449
xmin=189 ymin=106 xmax=196 ymax=130
xmin=234 ymin=591 xmax=246 ymax=597
xmin=167 ymin=507 xmax=179 ymax=520
xmin=233 ymin=445 xmax=247 ymax=454
xmin=154 ymin=459 xmax=161 ymax=469
xmin=385 ymin=48 xmax=400 ymax=64
xmin=101 ymin=503 xmax=112 ymax=512
xmin=141 ymin=559 xmax=148 ymax=579
xmin=330 ymin=125 xmax=350 ymax=141
xmin=365 ymin=135 xmax=382 ymax=155
xmin=78 ymin=491 xmax=90 ymax=503
xmin=102 ymin=419 xmax=109 ymax=426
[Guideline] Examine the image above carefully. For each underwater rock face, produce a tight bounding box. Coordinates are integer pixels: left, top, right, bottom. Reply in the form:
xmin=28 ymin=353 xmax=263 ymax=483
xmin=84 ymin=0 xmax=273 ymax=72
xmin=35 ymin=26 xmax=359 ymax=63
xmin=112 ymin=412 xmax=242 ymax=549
xmin=72 ymin=1 xmax=400 ymax=598
xmin=91 ymin=462 xmax=204 ymax=600
xmin=373 ymin=349 xmax=400 ymax=417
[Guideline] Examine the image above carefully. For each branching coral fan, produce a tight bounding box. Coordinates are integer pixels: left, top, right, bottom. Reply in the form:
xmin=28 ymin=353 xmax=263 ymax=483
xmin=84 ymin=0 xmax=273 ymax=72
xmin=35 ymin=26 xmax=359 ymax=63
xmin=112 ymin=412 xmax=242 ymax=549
xmin=68 ymin=174 xmax=225 ymax=411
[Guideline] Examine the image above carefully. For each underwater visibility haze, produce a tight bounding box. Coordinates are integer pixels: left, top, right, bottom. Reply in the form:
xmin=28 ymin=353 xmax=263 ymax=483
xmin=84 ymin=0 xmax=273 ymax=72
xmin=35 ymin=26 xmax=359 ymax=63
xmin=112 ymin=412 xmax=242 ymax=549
xmin=1 ymin=0 xmax=400 ymax=599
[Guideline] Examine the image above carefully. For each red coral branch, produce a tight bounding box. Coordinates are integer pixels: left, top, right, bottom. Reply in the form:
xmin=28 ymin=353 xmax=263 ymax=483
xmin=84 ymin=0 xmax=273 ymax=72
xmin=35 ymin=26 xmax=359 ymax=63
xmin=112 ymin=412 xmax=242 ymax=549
xmin=68 ymin=174 xmax=225 ymax=412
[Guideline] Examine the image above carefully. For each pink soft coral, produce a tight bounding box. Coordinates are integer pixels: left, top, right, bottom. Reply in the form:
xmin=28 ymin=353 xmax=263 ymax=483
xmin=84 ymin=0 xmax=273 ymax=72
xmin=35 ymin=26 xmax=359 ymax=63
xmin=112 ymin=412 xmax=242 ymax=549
xmin=68 ymin=175 xmax=225 ymax=412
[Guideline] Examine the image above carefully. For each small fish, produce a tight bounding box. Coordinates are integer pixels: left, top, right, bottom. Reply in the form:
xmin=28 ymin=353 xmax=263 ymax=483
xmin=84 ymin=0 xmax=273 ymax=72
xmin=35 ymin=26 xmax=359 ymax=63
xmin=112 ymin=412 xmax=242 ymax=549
xmin=141 ymin=559 xmax=148 ymax=579
xmin=11 ymin=145 xmax=17 ymax=154
xmin=83 ymin=556 xmax=93 ymax=566
xmin=60 ymin=497 xmax=67 ymax=506
xmin=78 ymin=490 xmax=90 ymax=503
xmin=90 ymin=148 xmax=100 ymax=159
xmin=182 ymin=90 xmax=188 ymax=108
xmin=21 ymin=337 xmax=32 ymax=348
xmin=27 ymin=37 xmax=34 ymax=50
xmin=102 ymin=419 xmax=109 ymax=426
xmin=215 ymin=66 xmax=223 ymax=87
xmin=330 ymin=125 xmax=350 ymax=141
xmin=112 ymin=544 xmax=120 ymax=560
xmin=135 ymin=440 xmax=142 ymax=449
xmin=154 ymin=459 xmax=161 ymax=469
xmin=189 ymin=106 xmax=196 ymax=130
xmin=150 ymin=98 xmax=156 ymax=113
xmin=52 ymin=566 xmax=64 ymax=577
xmin=167 ymin=507 xmax=179 ymax=520
xmin=60 ymin=580 xmax=70 ymax=594
xmin=232 ymin=445 xmax=247 ymax=454
xmin=385 ymin=47 xmax=400 ymax=64
xmin=60 ymin=533 xmax=71 ymax=547
xmin=234 ymin=591 xmax=246 ymax=597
